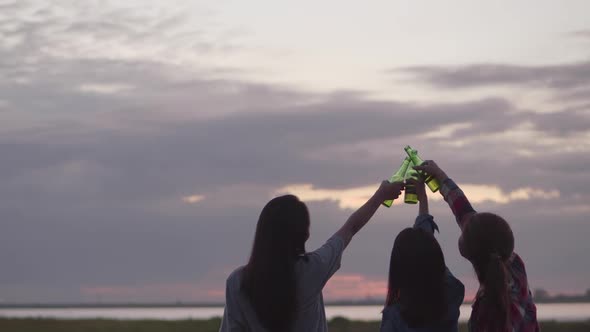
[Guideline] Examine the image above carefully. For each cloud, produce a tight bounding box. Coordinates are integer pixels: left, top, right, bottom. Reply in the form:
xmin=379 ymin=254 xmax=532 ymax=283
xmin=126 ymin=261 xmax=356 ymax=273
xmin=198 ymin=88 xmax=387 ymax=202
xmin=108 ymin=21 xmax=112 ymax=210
xmin=277 ymin=183 xmax=560 ymax=210
xmin=393 ymin=56 xmax=590 ymax=115
xmin=419 ymin=122 xmax=473 ymax=139
xmin=80 ymin=282 xmax=221 ymax=302
xmin=458 ymin=185 xmax=560 ymax=204
xmin=324 ymin=274 xmax=387 ymax=300
xmin=571 ymin=29 xmax=590 ymax=39
xmin=276 ymin=184 xmax=380 ymax=210
xmin=399 ymin=61 xmax=590 ymax=90
xmin=79 ymin=83 xmax=135 ymax=94
xmin=79 ymin=267 xmax=230 ymax=302
xmin=182 ymin=194 xmax=205 ymax=204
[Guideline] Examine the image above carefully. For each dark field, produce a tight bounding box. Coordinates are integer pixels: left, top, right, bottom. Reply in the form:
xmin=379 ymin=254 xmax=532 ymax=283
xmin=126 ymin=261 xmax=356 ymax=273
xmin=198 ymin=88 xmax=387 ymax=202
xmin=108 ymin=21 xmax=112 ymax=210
xmin=1 ymin=317 xmax=589 ymax=332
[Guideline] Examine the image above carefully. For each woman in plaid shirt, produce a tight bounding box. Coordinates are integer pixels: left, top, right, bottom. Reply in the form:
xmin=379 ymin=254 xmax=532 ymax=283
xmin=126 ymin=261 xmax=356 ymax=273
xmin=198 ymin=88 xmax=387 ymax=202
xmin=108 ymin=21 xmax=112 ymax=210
xmin=414 ymin=161 xmax=539 ymax=332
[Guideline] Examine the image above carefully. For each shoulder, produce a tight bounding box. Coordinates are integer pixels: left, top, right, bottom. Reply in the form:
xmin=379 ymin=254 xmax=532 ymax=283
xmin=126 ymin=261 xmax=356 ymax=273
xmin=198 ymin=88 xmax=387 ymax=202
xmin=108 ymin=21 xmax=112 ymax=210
xmin=445 ymin=269 xmax=465 ymax=293
xmin=307 ymin=234 xmax=345 ymax=260
xmin=382 ymin=304 xmax=402 ymax=320
xmin=509 ymin=252 xmax=527 ymax=273
xmin=226 ymin=266 xmax=245 ymax=290
xmin=322 ymin=234 xmax=345 ymax=251
xmin=302 ymin=234 xmax=345 ymax=273
xmin=508 ymin=253 xmax=529 ymax=289
xmin=381 ymin=305 xmax=406 ymax=331
xmin=444 ymin=268 xmax=465 ymax=321
xmin=507 ymin=253 xmax=535 ymax=303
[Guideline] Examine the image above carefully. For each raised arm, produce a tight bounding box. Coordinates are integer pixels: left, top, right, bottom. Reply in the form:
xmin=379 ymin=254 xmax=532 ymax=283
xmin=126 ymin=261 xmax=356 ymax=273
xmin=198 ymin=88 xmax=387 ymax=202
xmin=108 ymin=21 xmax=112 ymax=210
xmin=335 ymin=180 xmax=404 ymax=247
xmin=415 ymin=178 xmax=429 ymax=216
xmin=413 ymin=161 xmax=476 ymax=231
xmin=407 ymin=178 xmax=439 ymax=234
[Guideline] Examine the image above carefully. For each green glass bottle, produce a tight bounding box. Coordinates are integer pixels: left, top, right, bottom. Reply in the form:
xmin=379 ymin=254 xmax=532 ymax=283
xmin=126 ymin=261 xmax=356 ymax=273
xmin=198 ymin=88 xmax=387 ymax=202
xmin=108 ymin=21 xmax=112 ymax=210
xmin=404 ymin=145 xmax=440 ymax=193
xmin=404 ymin=161 xmax=419 ymax=204
xmin=383 ymin=157 xmax=410 ymax=207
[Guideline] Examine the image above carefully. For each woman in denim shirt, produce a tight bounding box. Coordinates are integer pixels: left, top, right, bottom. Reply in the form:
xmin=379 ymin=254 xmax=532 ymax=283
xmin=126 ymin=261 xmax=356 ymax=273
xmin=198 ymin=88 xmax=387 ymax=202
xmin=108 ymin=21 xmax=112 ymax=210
xmin=381 ymin=179 xmax=465 ymax=332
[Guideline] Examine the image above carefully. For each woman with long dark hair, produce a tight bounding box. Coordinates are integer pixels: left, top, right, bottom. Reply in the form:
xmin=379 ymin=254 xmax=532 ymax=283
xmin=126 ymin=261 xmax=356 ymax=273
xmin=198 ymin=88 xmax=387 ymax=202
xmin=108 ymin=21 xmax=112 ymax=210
xmin=220 ymin=180 xmax=404 ymax=332
xmin=414 ymin=161 xmax=539 ymax=332
xmin=381 ymin=179 xmax=464 ymax=332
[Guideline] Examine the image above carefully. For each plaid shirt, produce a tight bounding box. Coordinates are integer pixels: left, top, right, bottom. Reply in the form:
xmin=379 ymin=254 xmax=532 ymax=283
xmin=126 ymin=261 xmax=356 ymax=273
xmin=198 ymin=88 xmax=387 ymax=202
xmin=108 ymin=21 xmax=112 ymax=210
xmin=440 ymin=179 xmax=539 ymax=332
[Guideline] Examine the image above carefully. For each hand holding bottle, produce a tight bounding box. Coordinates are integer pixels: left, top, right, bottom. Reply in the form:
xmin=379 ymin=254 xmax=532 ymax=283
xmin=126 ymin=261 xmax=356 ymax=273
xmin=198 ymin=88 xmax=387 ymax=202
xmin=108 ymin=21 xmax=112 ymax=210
xmin=376 ymin=180 xmax=405 ymax=202
xmin=407 ymin=177 xmax=428 ymax=215
xmin=403 ymin=161 xmax=419 ymax=204
xmin=412 ymin=160 xmax=449 ymax=183
xmin=404 ymin=146 xmax=441 ymax=192
xmin=407 ymin=178 xmax=426 ymax=201
xmin=383 ymin=157 xmax=411 ymax=207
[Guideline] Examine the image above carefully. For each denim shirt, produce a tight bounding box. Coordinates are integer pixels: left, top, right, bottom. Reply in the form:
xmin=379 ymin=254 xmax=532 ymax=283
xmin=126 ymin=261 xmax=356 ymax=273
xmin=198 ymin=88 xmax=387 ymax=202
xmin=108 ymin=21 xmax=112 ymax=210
xmin=380 ymin=214 xmax=465 ymax=332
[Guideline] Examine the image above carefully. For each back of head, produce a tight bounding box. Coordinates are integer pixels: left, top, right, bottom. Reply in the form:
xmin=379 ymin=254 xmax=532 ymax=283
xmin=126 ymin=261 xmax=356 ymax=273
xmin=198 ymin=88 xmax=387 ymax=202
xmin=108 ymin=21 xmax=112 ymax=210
xmin=463 ymin=212 xmax=514 ymax=332
xmin=385 ymin=228 xmax=446 ymax=328
xmin=241 ymin=195 xmax=310 ymax=332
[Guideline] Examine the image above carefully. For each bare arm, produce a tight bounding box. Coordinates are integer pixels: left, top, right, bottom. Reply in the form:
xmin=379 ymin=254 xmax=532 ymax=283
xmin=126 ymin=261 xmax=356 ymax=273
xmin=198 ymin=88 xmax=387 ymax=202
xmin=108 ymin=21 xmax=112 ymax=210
xmin=335 ymin=180 xmax=403 ymax=247
xmin=408 ymin=178 xmax=439 ymax=234
xmin=415 ymin=178 xmax=429 ymax=215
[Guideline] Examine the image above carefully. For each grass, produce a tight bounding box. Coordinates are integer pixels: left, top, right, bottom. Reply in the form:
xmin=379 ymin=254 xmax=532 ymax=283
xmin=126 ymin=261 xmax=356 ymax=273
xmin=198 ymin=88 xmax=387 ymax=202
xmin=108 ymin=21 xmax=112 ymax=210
xmin=0 ymin=317 xmax=589 ymax=331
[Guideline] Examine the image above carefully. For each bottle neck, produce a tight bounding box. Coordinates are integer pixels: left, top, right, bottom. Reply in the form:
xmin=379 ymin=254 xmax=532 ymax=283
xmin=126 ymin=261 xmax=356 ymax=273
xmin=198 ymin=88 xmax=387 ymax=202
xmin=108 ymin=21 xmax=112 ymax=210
xmin=391 ymin=159 xmax=410 ymax=181
xmin=408 ymin=149 xmax=424 ymax=166
xmin=404 ymin=161 xmax=418 ymax=180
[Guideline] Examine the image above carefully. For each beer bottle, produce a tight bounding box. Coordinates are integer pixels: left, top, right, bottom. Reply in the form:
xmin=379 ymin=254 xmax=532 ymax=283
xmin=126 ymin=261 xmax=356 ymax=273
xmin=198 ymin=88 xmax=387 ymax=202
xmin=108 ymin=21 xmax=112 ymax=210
xmin=404 ymin=145 xmax=440 ymax=192
xmin=383 ymin=157 xmax=410 ymax=207
xmin=404 ymin=161 xmax=419 ymax=204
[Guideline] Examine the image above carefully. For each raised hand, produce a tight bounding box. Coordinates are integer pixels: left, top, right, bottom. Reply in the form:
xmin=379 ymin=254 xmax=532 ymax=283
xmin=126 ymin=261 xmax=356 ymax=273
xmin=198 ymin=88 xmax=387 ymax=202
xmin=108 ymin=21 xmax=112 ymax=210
xmin=335 ymin=180 xmax=405 ymax=247
xmin=376 ymin=180 xmax=404 ymax=202
xmin=412 ymin=160 xmax=448 ymax=182
xmin=406 ymin=178 xmax=426 ymax=202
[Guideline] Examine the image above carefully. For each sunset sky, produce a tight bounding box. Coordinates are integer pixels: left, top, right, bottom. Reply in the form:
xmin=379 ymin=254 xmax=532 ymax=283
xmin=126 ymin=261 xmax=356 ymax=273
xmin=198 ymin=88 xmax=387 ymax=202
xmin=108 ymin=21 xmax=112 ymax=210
xmin=1 ymin=0 xmax=589 ymax=303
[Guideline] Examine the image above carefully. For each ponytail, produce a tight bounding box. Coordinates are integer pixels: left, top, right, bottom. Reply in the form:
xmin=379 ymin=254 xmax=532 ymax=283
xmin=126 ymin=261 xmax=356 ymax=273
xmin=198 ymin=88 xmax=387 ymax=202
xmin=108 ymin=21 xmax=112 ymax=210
xmin=461 ymin=213 xmax=515 ymax=332
xmin=479 ymin=254 xmax=510 ymax=332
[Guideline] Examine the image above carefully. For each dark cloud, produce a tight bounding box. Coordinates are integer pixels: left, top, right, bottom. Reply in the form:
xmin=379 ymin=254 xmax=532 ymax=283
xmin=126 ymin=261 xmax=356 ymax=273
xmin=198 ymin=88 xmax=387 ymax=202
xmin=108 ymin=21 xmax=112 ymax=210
xmin=571 ymin=29 xmax=590 ymax=39
xmin=393 ymin=55 xmax=590 ymax=137
xmin=397 ymin=62 xmax=590 ymax=90
xmin=0 ymin=0 xmax=23 ymax=11
xmin=529 ymin=109 xmax=590 ymax=135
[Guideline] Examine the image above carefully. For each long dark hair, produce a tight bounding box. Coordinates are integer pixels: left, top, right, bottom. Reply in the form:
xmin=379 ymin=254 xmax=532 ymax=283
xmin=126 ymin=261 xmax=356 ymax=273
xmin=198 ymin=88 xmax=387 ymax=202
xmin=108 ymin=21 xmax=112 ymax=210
xmin=385 ymin=228 xmax=446 ymax=327
xmin=462 ymin=212 xmax=514 ymax=332
xmin=241 ymin=195 xmax=310 ymax=332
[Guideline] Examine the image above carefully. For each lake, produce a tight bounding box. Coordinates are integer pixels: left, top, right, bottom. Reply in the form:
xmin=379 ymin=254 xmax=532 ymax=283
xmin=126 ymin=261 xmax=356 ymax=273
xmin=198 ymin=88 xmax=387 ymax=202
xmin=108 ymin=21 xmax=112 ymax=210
xmin=1 ymin=303 xmax=589 ymax=322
